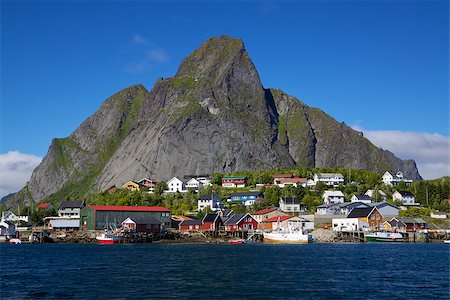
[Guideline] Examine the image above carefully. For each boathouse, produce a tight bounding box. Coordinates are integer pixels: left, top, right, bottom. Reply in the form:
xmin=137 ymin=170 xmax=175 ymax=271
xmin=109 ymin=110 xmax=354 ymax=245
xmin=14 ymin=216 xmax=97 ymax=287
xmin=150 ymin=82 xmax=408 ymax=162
xmin=121 ymin=217 xmax=163 ymax=233
xmin=80 ymin=206 xmax=171 ymax=231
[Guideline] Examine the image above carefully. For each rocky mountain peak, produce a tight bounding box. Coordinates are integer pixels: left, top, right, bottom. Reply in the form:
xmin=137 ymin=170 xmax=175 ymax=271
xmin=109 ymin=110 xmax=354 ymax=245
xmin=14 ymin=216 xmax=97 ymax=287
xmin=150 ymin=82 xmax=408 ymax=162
xmin=175 ymin=35 xmax=262 ymax=90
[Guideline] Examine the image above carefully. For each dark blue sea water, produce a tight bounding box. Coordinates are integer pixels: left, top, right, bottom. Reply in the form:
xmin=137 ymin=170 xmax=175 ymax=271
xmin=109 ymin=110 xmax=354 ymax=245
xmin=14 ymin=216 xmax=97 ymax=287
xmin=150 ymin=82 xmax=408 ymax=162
xmin=1 ymin=243 xmax=449 ymax=299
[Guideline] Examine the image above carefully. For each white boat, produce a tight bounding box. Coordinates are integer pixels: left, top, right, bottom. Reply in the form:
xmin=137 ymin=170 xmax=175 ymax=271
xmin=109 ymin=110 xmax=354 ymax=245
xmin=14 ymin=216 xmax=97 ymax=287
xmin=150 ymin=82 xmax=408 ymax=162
xmin=444 ymin=240 xmax=450 ymax=244
xmin=96 ymin=230 xmax=123 ymax=245
xmin=365 ymin=231 xmax=403 ymax=242
xmin=263 ymin=229 xmax=313 ymax=243
xmin=8 ymin=238 xmax=21 ymax=244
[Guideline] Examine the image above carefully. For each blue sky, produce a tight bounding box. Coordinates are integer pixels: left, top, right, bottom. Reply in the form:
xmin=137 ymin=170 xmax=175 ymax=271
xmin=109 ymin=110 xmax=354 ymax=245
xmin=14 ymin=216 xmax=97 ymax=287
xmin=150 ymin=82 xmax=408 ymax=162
xmin=0 ymin=0 xmax=449 ymax=196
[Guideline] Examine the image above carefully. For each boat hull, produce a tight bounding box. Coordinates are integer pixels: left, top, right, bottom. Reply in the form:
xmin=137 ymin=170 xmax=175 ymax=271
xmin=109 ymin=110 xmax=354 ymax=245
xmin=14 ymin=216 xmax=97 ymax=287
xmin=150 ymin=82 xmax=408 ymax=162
xmin=229 ymin=239 xmax=245 ymax=245
xmin=365 ymin=232 xmax=403 ymax=242
xmin=263 ymin=232 xmax=312 ymax=244
xmin=97 ymin=238 xmax=123 ymax=245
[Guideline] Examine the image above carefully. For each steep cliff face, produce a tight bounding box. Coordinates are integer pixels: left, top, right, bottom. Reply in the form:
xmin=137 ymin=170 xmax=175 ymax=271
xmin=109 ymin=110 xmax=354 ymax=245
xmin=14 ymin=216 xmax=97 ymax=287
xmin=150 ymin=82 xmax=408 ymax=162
xmin=13 ymin=35 xmax=421 ymax=204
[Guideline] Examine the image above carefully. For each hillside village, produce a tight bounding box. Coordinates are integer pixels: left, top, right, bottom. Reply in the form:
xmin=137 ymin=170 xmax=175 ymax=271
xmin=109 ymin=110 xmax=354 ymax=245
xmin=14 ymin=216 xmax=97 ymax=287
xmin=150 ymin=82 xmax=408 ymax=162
xmin=1 ymin=168 xmax=448 ymax=242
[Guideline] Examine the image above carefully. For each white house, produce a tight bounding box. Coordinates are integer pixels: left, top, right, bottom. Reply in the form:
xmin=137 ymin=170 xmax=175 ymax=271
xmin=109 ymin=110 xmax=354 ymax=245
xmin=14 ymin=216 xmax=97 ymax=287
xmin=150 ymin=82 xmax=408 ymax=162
xmin=197 ymin=194 xmax=222 ymax=212
xmin=322 ymin=190 xmax=345 ymax=204
xmin=166 ymin=177 xmax=186 ymax=193
xmin=351 ymin=194 xmax=372 ymax=204
xmin=196 ymin=176 xmax=212 ymax=186
xmin=185 ymin=178 xmax=203 ymax=192
xmin=58 ymin=200 xmax=86 ymax=219
xmin=316 ymin=204 xmax=340 ymax=215
xmin=275 ymin=177 xmax=307 ymax=188
xmin=392 ymin=191 xmax=418 ymax=207
xmin=0 ymin=220 xmax=16 ymax=237
xmin=382 ymin=171 xmax=413 ymax=186
xmin=1 ymin=211 xmax=29 ymax=223
xmin=332 ymin=218 xmax=369 ymax=232
xmin=314 ymin=173 xmax=344 ymax=186
xmin=279 ymin=197 xmax=305 ymax=213
xmin=365 ymin=189 xmax=387 ymax=200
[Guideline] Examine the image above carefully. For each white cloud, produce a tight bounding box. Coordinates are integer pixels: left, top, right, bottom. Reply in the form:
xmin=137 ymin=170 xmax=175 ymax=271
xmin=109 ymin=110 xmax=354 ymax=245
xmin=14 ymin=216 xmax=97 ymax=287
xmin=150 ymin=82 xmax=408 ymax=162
xmin=124 ymin=34 xmax=169 ymax=74
xmin=132 ymin=33 xmax=150 ymax=45
xmin=0 ymin=151 xmax=42 ymax=199
xmin=147 ymin=48 xmax=169 ymax=63
xmin=351 ymin=126 xmax=450 ymax=180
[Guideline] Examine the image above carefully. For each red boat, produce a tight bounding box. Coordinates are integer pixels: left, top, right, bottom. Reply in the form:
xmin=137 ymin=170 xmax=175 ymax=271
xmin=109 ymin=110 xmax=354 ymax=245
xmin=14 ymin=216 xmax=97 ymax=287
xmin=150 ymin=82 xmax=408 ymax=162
xmin=96 ymin=230 xmax=123 ymax=244
xmin=229 ymin=239 xmax=245 ymax=245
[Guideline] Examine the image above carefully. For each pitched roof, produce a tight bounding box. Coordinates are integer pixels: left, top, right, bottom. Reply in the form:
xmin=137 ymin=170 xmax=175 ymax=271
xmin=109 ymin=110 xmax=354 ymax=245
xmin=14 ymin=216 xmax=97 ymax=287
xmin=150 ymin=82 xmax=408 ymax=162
xmin=59 ymin=200 xmax=85 ymax=210
xmin=252 ymin=208 xmax=278 ymax=215
xmin=179 ymin=219 xmax=202 ymax=226
xmin=125 ymin=217 xmax=163 ymax=225
xmin=280 ymin=177 xmax=307 ymax=183
xmin=263 ymin=215 xmax=294 ymax=223
xmin=367 ymin=201 xmax=399 ymax=210
xmin=223 ymin=213 xmax=249 ymax=225
xmin=316 ymin=173 xmax=344 ymax=178
xmin=397 ymin=191 xmax=414 ymax=197
xmin=202 ymin=213 xmax=220 ymax=223
xmin=347 ymin=207 xmax=376 ymax=218
xmin=220 ymin=209 xmax=234 ymax=217
xmin=353 ymin=194 xmax=371 ymax=201
xmin=88 ymin=205 xmax=170 ymax=212
xmin=37 ymin=203 xmax=52 ymax=209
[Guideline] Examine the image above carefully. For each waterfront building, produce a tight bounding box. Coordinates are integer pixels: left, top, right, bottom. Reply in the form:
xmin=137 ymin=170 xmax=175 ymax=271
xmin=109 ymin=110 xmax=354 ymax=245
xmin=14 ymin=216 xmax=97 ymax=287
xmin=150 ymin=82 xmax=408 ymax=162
xmin=382 ymin=217 xmax=427 ymax=233
xmin=1 ymin=211 xmax=29 ymax=223
xmin=199 ymin=213 xmax=223 ymax=232
xmin=178 ymin=219 xmax=202 ymax=231
xmin=121 ymin=217 xmax=162 ymax=233
xmin=80 ymin=206 xmax=171 ymax=230
xmin=0 ymin=220 xmax=16 ymax=237
xmin=347 ymin=207 xmax=383 ymax=230
xmin=251 ymin=208 xmax=283 ymax=223
xmin=223 ymin=213 xmax=258 ymax=232
xmin=48 ymin=219 xmax=79 ymax=232
xmin=367 ymin=201 xmax=399 ymax=217
xmin=332 ymin=218 xmax=369 ymax=232
xmin=58 ymin=200 xmax=86 ymax=219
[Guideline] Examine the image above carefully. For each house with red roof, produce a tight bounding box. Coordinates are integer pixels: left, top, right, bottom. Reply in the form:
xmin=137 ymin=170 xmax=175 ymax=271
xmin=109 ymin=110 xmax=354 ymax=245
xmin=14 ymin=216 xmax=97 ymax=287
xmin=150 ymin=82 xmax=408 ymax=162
xmin=37 ymin=203 xmax=54 ymax=211
xmin=79 ymin=205 xmax=171 ymax=231
xmin=251 ymin=208 xmax=286 ymax=223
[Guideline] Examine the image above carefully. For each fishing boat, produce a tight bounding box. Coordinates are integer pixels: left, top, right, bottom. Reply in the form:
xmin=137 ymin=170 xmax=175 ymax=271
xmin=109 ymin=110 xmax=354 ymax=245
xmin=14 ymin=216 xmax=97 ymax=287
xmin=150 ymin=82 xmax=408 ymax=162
xmin=229 ymin=239 xmax=245 ymax=245
xmin=96 ymin=230 xmax=123 ymax=244
xmin=365 ymin=231 xmax=403 ymax=242
xmin=444 ymin=240 xmax=450 ymax=244
xmin=263 ymin=228 xmax=313 ymax=243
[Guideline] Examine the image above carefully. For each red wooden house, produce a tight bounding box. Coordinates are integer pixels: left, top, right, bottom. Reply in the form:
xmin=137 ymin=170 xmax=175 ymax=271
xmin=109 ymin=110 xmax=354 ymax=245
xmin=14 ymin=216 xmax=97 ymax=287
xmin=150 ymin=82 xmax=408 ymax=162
xmin=178 ymin=219 xmax=202 ymax=231
xmin=121 ymin=217 xmax=163 ymax=234
xmin=223 ymin=213 xmax=258 ymax=232
xmin=199 ymin=213 xmax=223 ymax=232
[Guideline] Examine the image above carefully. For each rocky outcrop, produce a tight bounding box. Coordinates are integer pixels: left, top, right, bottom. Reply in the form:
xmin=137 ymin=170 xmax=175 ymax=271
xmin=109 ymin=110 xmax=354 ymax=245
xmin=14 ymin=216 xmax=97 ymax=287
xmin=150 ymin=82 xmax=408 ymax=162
xmin=10 ymin=35 xmax=421 ymax=205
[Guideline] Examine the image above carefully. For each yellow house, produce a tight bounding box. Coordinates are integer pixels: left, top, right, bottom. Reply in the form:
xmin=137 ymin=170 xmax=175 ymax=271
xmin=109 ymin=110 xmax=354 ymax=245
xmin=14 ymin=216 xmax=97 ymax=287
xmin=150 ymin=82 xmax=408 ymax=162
xmin=122 ymin=181 xmax=141 ymax=191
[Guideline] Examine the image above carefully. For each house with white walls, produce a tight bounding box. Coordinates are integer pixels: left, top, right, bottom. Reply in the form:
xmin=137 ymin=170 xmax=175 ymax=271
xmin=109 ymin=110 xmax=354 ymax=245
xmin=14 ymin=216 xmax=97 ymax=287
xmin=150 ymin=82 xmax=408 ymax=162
xmin=382 ymin=171 xmax=413 ymax=186
xmin=351 ymin=194 xmax=372 ymax=204
xmin=166 ymin=177 xmax=186 ymax=193
xmin=322 ymin=190 xmax=345 ymax=204
xmin=314 ymin=173 xmax=344 ymax=186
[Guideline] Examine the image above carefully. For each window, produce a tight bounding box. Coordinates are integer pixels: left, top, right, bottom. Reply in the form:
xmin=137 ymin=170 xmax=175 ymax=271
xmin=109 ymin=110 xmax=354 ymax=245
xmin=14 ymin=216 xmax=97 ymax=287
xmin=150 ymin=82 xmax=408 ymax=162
xmin=376 ymin=215 xmax=380 ymax=220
